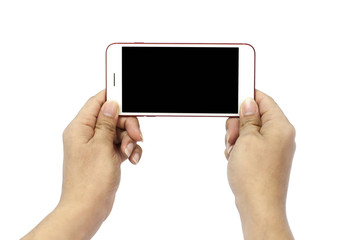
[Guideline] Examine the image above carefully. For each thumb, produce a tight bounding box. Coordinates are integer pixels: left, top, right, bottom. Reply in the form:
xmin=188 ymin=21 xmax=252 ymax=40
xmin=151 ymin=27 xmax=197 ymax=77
xmin=94 ymin=100 xmax=119 ymax=144
xmin=239 ymin=98 xmax=261 ymax=136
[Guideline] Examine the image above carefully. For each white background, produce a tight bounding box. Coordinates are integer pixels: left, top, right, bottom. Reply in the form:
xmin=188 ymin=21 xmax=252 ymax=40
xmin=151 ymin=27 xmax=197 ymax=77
xmin=0 ymin=0 xmax=359 ymax=239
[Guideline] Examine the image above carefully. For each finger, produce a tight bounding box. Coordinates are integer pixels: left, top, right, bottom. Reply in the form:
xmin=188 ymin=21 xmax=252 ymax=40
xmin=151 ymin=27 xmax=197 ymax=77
xmin=239 ymin=97 xmax=261 ymax=136
xmin=224 ymin=149 xmax=229 ymax=160
xmin=119 ymin=132 xmax=137 ymax=159
xmin=66 ymin=90 xmax=106 ymax=142
xmin=115 ymin=127 xmax=140 ymax=145
xmin=117 ymin=117 xmax=143 ymax=142
xmin=225 ymin=117 xmax=239 ymax=153
xmin=129 ymin=144 xmax=143 ymax=165
xmin=224 ymin=146 xmax=234 ymax=161
xmin=74 ymin=90 xmax=106 ymax=129
xmin=115 ymin=129 xmax=127 ymax=145
xmin=255 ymin=89 xmax=283 ymax=114
xmin=93 ymin=100 xmax=119 ymax=144
xmin=255 ymin=89 xmax=293 ymax=134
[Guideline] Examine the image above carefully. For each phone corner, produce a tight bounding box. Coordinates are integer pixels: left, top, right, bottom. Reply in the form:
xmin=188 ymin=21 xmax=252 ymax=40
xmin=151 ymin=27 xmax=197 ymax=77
xmin=243 ymin=43 xmax=256 ymax=55
xmin=105 ymin=42 xmax=118 ymax=55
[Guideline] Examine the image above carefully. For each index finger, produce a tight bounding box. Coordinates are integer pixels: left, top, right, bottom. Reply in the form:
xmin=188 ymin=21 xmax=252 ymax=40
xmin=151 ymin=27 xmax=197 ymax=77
xmin=255 ymin=89 xmax=293 ymax=134
xmin=73 ymin=90 xmax=106 ymax=126
xmin=65 ymin=90 xmax=106 ymax=143
xmin=225 ymin=117 xmax=239 ymax=146
xmin=117 ymin=117 xmax=143 ymax=142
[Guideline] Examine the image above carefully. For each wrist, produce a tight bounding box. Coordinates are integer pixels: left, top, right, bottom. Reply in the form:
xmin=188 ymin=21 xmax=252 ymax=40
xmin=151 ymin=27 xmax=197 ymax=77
xmin=235 ymin=198 xmax=294 ymax=240
xmin=21 ymin=201 xmax=105 ymax=240
xmin=54 ymin=200 xmax=106 ymax=239
xmin=58 ymin=189 xmax=116 ymax=223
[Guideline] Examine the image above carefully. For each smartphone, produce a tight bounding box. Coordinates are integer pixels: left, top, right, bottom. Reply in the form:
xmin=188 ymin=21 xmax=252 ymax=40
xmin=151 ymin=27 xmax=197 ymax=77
xmin=106 ymin=42 xmax=255 ymax=117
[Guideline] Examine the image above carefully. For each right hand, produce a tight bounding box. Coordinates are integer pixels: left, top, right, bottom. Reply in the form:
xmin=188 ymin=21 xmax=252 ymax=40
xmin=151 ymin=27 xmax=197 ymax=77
xmin=225 ymin=90 xmax=296 ymax=239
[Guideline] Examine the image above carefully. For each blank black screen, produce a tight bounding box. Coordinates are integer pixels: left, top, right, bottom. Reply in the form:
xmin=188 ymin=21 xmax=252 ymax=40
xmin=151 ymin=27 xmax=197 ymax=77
xmin=122 ymin=47 xmax=238 ymax=114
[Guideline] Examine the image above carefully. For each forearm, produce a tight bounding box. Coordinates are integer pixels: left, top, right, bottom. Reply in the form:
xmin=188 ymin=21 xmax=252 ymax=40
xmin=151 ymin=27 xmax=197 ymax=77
xmin=236 ymin=200 xmax=294 ymax=240
xmin=21 ymin=202 xmax=104 ymax=240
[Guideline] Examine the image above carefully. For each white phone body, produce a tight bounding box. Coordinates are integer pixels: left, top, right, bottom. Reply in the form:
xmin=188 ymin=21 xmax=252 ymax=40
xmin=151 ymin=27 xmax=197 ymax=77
xmin=106 ymin=42 xmax=255 ymax=117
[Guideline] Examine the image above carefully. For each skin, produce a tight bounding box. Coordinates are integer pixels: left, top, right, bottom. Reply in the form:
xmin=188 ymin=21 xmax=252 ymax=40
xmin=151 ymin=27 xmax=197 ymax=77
xmin=225 ymin=90 xmax=296 ymax=239
xmin=22 ymin=89 xmax=295 ymax=240
xmin=22 ymin=90 xmax=143 ymax=240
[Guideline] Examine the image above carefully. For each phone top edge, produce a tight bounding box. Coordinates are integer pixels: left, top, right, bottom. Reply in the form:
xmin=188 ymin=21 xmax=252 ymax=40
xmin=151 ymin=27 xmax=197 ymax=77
xmin=119 ymin=114 xmax=240 ymax=118
xmin=107 ymin=42 xmax=254 ymax=46
xmin=106 ymin=42 xmax=256 ymax=60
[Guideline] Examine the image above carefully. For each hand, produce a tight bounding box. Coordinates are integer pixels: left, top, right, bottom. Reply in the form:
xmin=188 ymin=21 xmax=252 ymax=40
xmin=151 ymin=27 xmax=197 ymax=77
xmin=60 ymin=89 xmax=143 ymax=217
xmin=225 ymin=90 xmax=296 ymax=240
xmin=22 ymin=90 xmax=143 ymax=240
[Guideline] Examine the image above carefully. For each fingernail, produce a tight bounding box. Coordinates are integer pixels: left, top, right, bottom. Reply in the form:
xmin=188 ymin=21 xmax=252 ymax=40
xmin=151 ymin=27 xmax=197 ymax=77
xmin=140 ymin=132 xmax=144 ymax=142
xmin=125 ymin=143 xmax=134 ymax=158
xmin=102 ymin=101 xmax=118 ymax=118
xmin=228 ymin=145 xmax=233 ymax=154
xmin=226 ymin=130 xmax=231 ymax=152
xmin=226 ymin=140 xmax=230 ymax=153
xmin=241 ymin=98 xmax=257 ymax=117
xmin=133 ymin=153 xmax=140 ymax=164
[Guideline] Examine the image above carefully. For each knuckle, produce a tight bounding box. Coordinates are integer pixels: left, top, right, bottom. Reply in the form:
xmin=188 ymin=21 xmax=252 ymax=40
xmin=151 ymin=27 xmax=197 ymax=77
xmin=117 ymin=130 xmax=127 ymax=142
xmin=62 ymin=124 xmax=73 ymax=141
xmin=268 ymin=95 xmax=276 ymax=104
xmin=135 ymin=144 xmax=143 ymax=153
xmin=288 ymin=123 xmax=296 ymax=139
xmin=274 ymin=122 xmax=296 ymax=143
xmin=96 ymin=120 xmax=115 ymax=134
xmin=87 ymin=95 xmax=97 ymax=104
xmin=239 ymin=120 xmax=261 ymax=135
xmin=240 ymin=115 xmax=260 ymax=128
xmin=281 ymin=123 xmax=296 ymax=140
